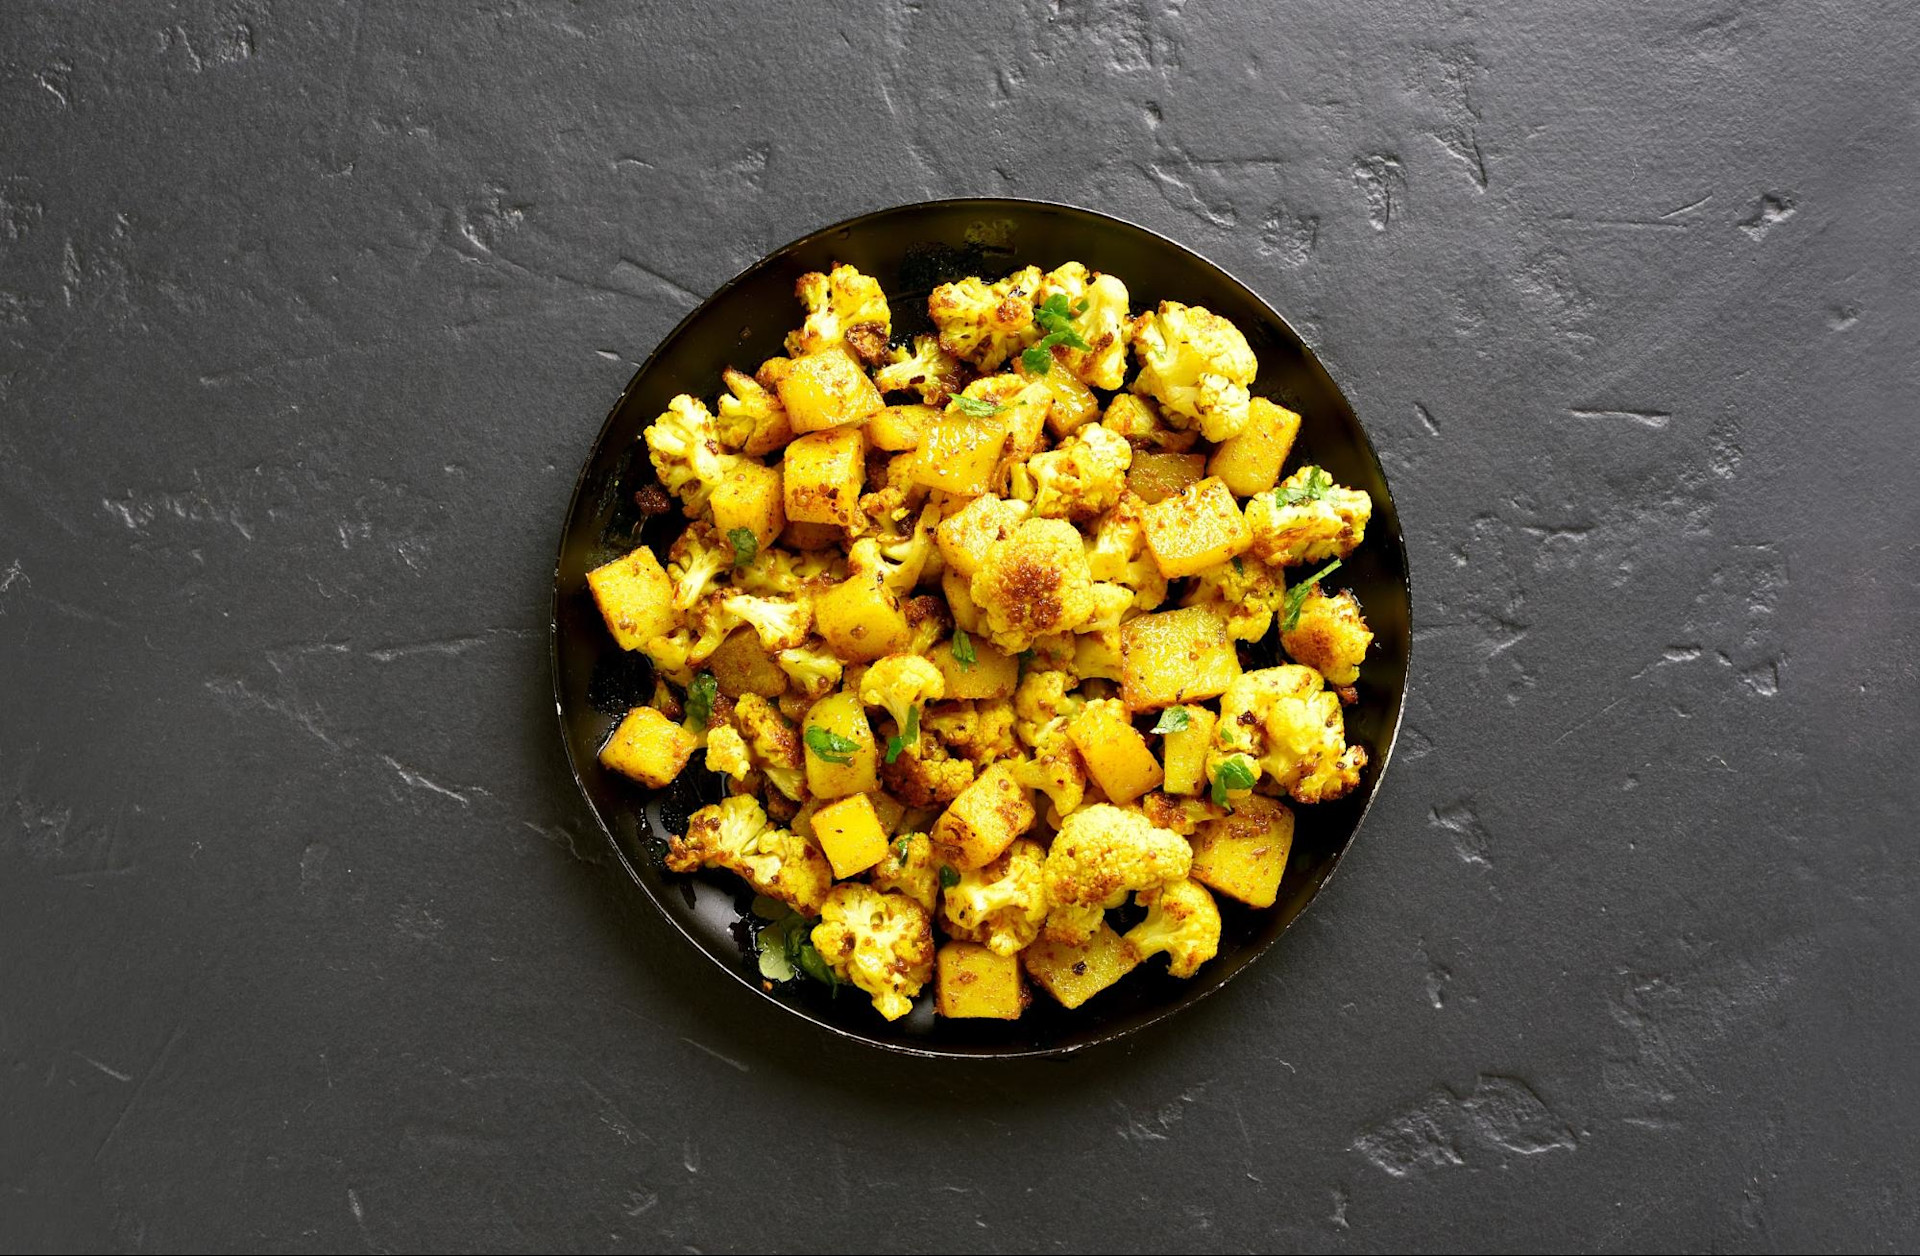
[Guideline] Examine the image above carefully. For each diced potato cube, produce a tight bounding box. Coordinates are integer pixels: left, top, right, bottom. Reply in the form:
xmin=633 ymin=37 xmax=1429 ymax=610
xmin=1037 ymin=369 xmax=1101 ymax=437
xmin=1067 ymin=705 xmax=1164 ymax=804
xmin=936 ymin=941 xmax=1028 ymax=1019
xmin=774 ymin=347 xmax=885 ymax=433
xmin=931 ymin=761 xmax=1034 ymax=870
xmin=868 ymin=403 xmax=936 ymax=452
xmin=709 ymin=461 xmax=785 ymax=553
xmin=707 ymin=628 xmax=788 ymax=698
xmin=1120 ymin=606 xmax=1241 ymax=712
xmin=598 ymin=707 xmax=696 ymax=788
xmin=1141 ymin=476 xmax=1252 ymax=578
xmin=780 ymin=519 xmax=845 ymax=551
xmin=812 ymin=793 xmax=890 ymax=878
xmin=586 ymin=546 xmax=678 ymax=652
xmin=803 ymin=691 xmax=878 ymax=799
xmin=1022 ymin=923 xmax=1140 ymax=1009
xmin=783 ymin=425 xmax=866 ymax=527
xmin=1159 ymin=706 xmax=1217 ymax=795
xmin=907 ymin=414 xmax=1008 ymax=499
xmin=930 ymin=637 xmax=1019 ymax=700
xmin=814 ymin=570 xmax=912 ymax=662
xmin=1207 ymin=398 xmax=1301 ymax=497
xmin=1189 ymin=793 xmax=1294 ymax=908
xmin=871 ymin=791 xmax=907 ymax=835
xmin=1127 ymin=451 xmax=1206 ymax=504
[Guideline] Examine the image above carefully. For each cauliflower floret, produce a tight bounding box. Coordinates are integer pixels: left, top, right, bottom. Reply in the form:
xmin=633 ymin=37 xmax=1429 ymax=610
xmin=873 ymin=333 xmax=970 ymax=404
xmin=718 ymin=593 xmax=813 ymax=652
xmin=969 ymin=517 xmax=1098 ymax=652
xmin=940 ymin=838 xmax=1048 ymax=957
xmin=1184 ymin=554 xmax=1287 ymax=642
xmin=1071 ymin=628 xmax=1124 ymax=682
xmin=1034 ymin=262 xmax=1131 ymax=389
xmin=1013 ymin=668 xmax=1084 ymax=749
xmin=731 ymin=693 xmax=808 ymax=801
xmin=874 ymin=502 xmax=941 ymax=592
xmin=1128 ymin=301 xmax=1258 ymax=442
xmin=1102 ymin=393 xmax=1197 ymax=453
xmin=877 ymin=714 xmax=976 ymax=806
xmin=871 ymin=831 xmax=940 ymax=912
xmin=810 ymin=883 xmax=935 ymax=1021
xmin=904 ymin=593 xmax=952 ymax=656
xmin=734 ymin=545 xmax=843 ymax=598
xmin=1041 ymin=804 xmax=1193 ymax=945
xmin=1124 ymin=877 xmax=1222 ymax=978
xmin=1137 ymin=790 xmax=1228 ymax=837
xmin=785 ymin=264 xmax=892 ymax=363
xmin=1209 ymin=665 xmax=1367 ymax=805
xmin=665 ymin=795 xmax=833 ymax=914
xmin=860 ymin=654 xmax=946 ymax=739
xmin=642 ymin=593 xmax=736 ymax=685
xmin=1244 ymin=467 xmax=1373 ymax=567
xmin=923 ymin=698 xmax=1019 ymax=768
xmin=1083 ymin=582 xmax=1134 ymax=632
xmin=774 ymin=641 xmax=844 ymax=701
xmin=644 ymin=394 xmax=744 ymax=512
xmin=1084 ymin=493 xmax=1168 ymax=611
xmin=1010 ymin=734 xmax=1088 ymax=827
xmin=1281 ymin=586 xmax=1373 ymax=687
xmin=704 ymin=724 xmax=752 ymax=781
xmin=714 ymin=367 xmax=794 ymax=457
xmin=1027 ymin=423 xmax=1132 ymax=523
xmin=928 ymin=265 xmax=1043 ymax=370
xmin=667 ymin=521 xmax=733 ymax=611
xmin=935 ymin=494 xmax=1030 ymax=581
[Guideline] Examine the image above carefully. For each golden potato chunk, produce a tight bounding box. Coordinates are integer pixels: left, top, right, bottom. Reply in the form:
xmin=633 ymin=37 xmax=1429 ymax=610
xmin=1188 ymin=793 xmax=1294 ymax=908
xmin=930 ymin=636 xmax=1019 ymax=700
xmin=936 ymin=941 xmax=1028 ymax=1019
xmin=1141 ymin=476 xmax=1252 ymax=579
xmin=1119 ymin=605 xmax=1241 ymax=713
xmin=709 ymin=461 xmax=785 ymax=554
xmin=803 ymin=691 xmax=878 ymax=799
xmin=1207 ymin=397 xmax=1301 ymax=497
xmin=1066 ymin=701 xmax=1164 ymax=804
xmin=782 ymin=426 xmax=866 ymax=528
xmin=1126 ymin=451 xmax=1206 ymax=505
xmin=811 ymin=793 xmax=890 ymax=878
xmin=706 ymin=628 xmax=789 ymax=699
xmin=1159 ymin=705 xmax=1217 ymax=796
xmin=867 ymin=403 xmax=937 ymax=452
xmin=814 ymin=568 xmax=913 ymax=662
xmin=775 ymin=346 xmax=885 ymax=433
xmin=930 ymin=761 xmax=1035 ymax=870
xmin=586 ymin=546 xmax=679 ymax=652
xmin=1022 ymin=923 xmax=1141 ymax=1009
xmin=598 ymin=707 xmax=696 ymax=788
xmin=907 ymin=413 xmax=1008 ymax=500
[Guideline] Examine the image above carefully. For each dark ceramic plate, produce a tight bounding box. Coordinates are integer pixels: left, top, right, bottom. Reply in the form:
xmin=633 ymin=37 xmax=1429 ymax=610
xmin=551 ymin=198 xmax=1410 ymax=1058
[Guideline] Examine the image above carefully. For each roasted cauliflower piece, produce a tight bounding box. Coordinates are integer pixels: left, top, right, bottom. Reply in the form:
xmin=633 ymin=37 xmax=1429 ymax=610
xmin=876 ymin=711 xmax=976 ymax=807
xmin=923 ymin=698 xmax=1019 ymax=768
xmin=665 ymin=795 xmax=833 ymax=915
xmin=731 ymin=693 xmax=808 ymax=801
xmin=928 ymin=265 xmax=1043 ymax=370
xmin=940 ymin=838 xmax=1049 ymax=957
xmin=1123 ymin=877 xmax=1222 ymax=978
xmin=1026 ymin=423 xmax=1132 ymax=523
xmin=774 ymin=641 xmax=844 ymax=702
xmin=969 ymin=517 xmax=1098 ymax=652
xmin=871 ymin=831 xmax=941 ymax=912
xmin=873 ymin=333 xmax=969 ymax=404
xmin=715 ymin=366 xmax=794 ymax=457
xmin=1103 ymin=393 xmax=1197 ymax=453
xmin=644 ymin=394 xmax=744 ymax=513
xmin=704 ymin=723 xmax=753 ymax=782
xmin=1013 ymin=668 xmax=1085 ymax=750
xmin=1184 ymin=553 xmax=1287 ymax=642
xmin=786 ymin=264 xmax=892 ymax=364
xmin=1041 ymin=804 xmax=1193 ymax=945
xmin=1209 ymin=665 xmax=1367 ymax=805
xmin=810 ymin=883 xmax=935 ymax=1021
xmin=718 ymin=592 xmax=813 ymax=653
xmin=1082 ymin=492 xmax=1169 ymax=611
xmin=1281 ymin=585 xmax=1373 ymax=686
xmin=1244 ymin=466 xmax=1373 ymax=567
xmin=1010 ymin=734 xmax=1089 ymax=827
xmin=1035 ymin=261 xmax=1131 ymax=389
xmin=935 ymin=494 xmax=1031 ymax=581
xmin=666 ymin=521 xmax=733 ymax=612
xmin=1128 ymin=301 xmax=1258 ymax=442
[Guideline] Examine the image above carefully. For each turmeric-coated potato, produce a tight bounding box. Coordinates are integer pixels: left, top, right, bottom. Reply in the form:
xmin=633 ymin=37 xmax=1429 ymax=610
xmin=586 ymin=547 xmax=679 ymax=652
xmin=936 ymin=941 xmax=1028 ymax=1019
xmin=1141 ymin=476 xmax=1252 ymax=579
xmin=1119 ymin=605 xmax=1241 ymax=713
xmin=775 ymin=346 xmax=886 ymax=433
xmin=783 ymin=426 xmax=866 ymax=528
xmin=1022 ymin=923 xmax=1140 ymax=1009
xmin=1188 ymin=793 xmax=1294 ymax=908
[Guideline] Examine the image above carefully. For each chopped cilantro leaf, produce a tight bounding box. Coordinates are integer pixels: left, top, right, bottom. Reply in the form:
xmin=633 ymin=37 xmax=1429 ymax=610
xmin=684 ymin=672 xmax=718 ymax=731
xmin=951 ymin=627 xmax=977 ymax=669
xmin=1151 ymin=706 xmax=1192 ymax=735
xmin=804 ymin=725 xmax=859 ymax=764
xmin=727 ymin=526 xmax=758 ymax=566
xmin=1280 ymin=560 xmax=1342 ymax=633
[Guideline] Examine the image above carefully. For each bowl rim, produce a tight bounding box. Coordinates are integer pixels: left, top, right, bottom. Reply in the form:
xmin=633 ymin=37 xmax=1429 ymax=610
xmin=549 ymin=195 xmax=1412 ymax=1059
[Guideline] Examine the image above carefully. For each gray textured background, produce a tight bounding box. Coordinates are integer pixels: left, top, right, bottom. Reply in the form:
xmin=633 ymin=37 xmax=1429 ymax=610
xmin=4 ymin=1 xmax=1917 ymax=1251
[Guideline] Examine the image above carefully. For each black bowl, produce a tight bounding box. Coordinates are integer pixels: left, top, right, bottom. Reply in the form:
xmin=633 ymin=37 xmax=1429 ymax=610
xmin=551 ymin=198 xmax=1411 ymax=1058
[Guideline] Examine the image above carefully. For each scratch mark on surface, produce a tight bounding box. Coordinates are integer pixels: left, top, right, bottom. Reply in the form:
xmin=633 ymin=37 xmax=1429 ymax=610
xmin=681 ymin=1037 xmax=750 ymax=1074
xmin=1662 ymin=193 xmax=1713 ymax=218
xmin=348 ymin=1188 xmax=365 ymax=1222
xmin=380 ymin=755 xmax=470 ymax=806
xmin=94 ymin=1020 xmax=185 ymax=1162
xmin=1551 ymin=695 xmax=1628 ymax=745
xmin=1566 ymin=408 xmax=1672 ymax=429
xmin=204 ymin=678 xmax=341 ymax=752
xmin=611 ymin=255 xmax=701 ymax=303
xmin=76 ymin=1053 xmax=131 ymax=1082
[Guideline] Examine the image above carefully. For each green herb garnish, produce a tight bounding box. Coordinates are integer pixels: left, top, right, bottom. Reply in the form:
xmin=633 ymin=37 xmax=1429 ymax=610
xmin=1151 ymin=706 xmax=1192 ymax=735
xmin=1280 ymin=560 xmax=1342 ymax=633
xmin=951 ymin=627 xmax=976 ymax=670
xmin=1232 ymin=556 xmax=1246 ymax=577
xmin=1273 ymin=466 xmax=1333 ymax=508
xmin=884 ymin=704 xmax=921 ymax=764
xmin=804 ymin=725 xmax=859 ymax=765
xmin=950 ymin=394 xmax=1003 ymax=418
xmin=727 ymin=526 xmax=758 ymax=566
xmin=893 ymin=835 xmax=912 ymax=863
xmin=1021 ymin=293 xmax=1092 ymax=375
xmin=938 ymin=865 xmax=961 ymax=890
xmin=1211 ymin=756 xmax=1257 ymax=809
xmin=1017 ymin=647 xmax=1035 ymax=679
xmin=757 ymin=912 xmax=840 ymax=990
xmin=684 ymin=672 xmax=718 ymax=730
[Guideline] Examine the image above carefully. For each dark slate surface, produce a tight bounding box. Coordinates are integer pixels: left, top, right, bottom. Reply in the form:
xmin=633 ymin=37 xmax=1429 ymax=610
xmin=3 ymin=1 xmax=1916 ymax=1251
